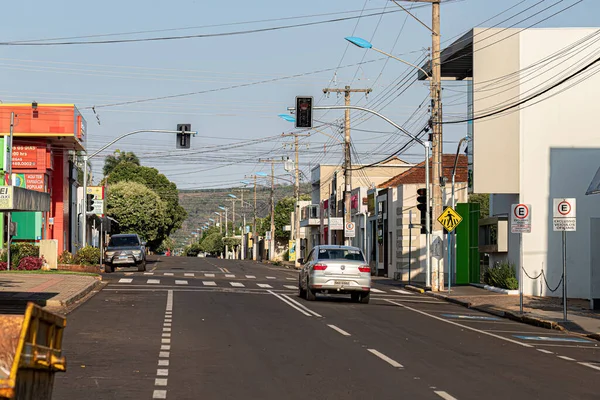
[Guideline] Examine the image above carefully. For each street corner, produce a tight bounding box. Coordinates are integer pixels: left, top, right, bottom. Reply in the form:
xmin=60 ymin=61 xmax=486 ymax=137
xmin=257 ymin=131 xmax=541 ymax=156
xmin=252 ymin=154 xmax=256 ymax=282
xmin=404 ymin=285 xmax=425 ymax=294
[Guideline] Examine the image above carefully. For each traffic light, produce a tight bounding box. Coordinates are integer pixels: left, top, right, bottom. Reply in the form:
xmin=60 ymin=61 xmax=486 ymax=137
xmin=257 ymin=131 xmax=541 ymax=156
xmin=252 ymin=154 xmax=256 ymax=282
xmin=416 ymin=188 xmax=431 ymax=234
xmin=295 ymin=96 xmax=313 ymax=128
xmin=177 ymin=123 xmax=191 ymax=149
xmin=86 ymin=194 xmax=95 ymax=212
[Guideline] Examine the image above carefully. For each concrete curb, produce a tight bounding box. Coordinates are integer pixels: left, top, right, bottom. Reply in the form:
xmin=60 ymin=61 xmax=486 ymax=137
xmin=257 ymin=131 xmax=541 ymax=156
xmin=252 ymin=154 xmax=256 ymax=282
xmin=405 ymin=285 xmax=425 ymax=294
xmin=46 ymin=276 xmax=104 ymax=307
xmin=426 ymin=291 xmax=569 ymax=333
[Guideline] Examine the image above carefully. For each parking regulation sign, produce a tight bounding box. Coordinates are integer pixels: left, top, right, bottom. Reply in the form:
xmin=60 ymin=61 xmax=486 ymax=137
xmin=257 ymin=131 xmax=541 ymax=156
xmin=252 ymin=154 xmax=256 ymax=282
xmin=511 ymin=204 xmax=531 ymax=233
xmin=553 ymin=198 xmax=576 ymax=231
xmin=344 ymin=222 xmax=356 ymax=238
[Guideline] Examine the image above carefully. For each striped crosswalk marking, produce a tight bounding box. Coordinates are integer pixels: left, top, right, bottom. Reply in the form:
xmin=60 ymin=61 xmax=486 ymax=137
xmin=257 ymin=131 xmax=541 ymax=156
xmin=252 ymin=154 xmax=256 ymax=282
xmin=175 ymin=280 xmax=188 ymax=285
xmin=225 ymin=274 xmax=235 ymax=278
xmin=205 ymin=273 xmax=215 ymax=278
xmin=283 ymin=285 xmax=297 ymax=290
xmin=148 ymin=279 xmax=160 ymax=284
xmin=230 ymin=282 xmax=245 ymax=288
xmin=203 ymin=281 xmax=217 ymax=286
xmin=370 ymin=288 xmax=386 ymax=293
xmin=118 ymin=278 xmax=133 ymax=284
xmin=246 ymin=275 xmax=256 ymax=279
xmin=391 ymin=289 xmax=413 ymax=295
xmin=257 ymin=283 xmax=273 ymax=289
xmin=184 ymin=273 xmax=194 ymax=277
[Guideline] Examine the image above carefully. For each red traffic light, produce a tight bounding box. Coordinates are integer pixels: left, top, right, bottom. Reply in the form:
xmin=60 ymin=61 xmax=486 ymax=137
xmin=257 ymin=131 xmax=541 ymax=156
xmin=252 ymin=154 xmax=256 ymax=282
xmin=416 ymin=188 xmax=427 ymax=196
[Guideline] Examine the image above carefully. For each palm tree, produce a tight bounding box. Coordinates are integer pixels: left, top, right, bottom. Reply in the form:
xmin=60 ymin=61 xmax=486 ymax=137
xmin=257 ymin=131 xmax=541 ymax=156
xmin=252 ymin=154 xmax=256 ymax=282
xmin=103 ymin=150 xmax=140 ymax=176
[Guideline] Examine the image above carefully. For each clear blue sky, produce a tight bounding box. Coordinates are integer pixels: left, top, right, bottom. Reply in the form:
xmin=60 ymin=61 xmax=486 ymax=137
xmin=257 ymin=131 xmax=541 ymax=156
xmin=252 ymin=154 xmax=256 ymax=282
xmin=0 ymin=0 xmax=596 ymax=190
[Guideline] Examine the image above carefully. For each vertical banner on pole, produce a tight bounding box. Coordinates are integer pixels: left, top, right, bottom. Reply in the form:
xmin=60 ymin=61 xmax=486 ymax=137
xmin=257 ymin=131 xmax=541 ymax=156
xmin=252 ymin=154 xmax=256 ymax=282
xmin=553 ymin=198 xmax=576 ymax=322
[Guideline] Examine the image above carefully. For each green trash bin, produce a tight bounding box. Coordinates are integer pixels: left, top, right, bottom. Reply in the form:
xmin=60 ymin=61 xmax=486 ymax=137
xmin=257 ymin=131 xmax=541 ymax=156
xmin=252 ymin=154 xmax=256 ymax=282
xmin=0 ymin=302 xmax=66 ymax=400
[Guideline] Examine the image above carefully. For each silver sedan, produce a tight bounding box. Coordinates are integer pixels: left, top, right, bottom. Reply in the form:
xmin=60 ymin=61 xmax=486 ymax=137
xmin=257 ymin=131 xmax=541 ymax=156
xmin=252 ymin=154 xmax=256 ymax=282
xmin=298 ymin=245 xmax=371 ymax=304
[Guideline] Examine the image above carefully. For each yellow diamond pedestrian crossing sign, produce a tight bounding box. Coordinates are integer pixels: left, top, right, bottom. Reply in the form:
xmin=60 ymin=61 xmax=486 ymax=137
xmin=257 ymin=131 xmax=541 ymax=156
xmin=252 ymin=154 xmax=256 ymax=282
xmin=437 ymin=207 xmax=463 ymax=233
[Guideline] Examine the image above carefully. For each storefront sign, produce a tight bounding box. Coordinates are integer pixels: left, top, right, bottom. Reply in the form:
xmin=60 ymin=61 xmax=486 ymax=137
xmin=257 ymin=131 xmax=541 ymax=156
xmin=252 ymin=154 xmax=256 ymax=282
xmin=12 ymin=145 xmax=38 ymax=168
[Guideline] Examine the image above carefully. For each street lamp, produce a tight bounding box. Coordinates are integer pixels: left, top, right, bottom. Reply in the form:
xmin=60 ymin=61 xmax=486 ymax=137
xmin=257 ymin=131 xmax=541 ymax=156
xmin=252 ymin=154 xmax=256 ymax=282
xmin=345 ymin=36 xmax=431 ymax=78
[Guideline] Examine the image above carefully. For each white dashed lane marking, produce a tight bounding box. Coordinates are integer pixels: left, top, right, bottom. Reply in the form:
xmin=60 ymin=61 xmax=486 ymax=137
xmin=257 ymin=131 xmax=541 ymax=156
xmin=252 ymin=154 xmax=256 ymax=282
xmin=175 ymin=280 xmax=188 ymax=285
xmin=286 ymin=277 xmax=296 ymax=281
xmin=204 ymin=273 xmax=215 ymax=278
xmin=391 ymin=289 xmax=413 ymax=295
xmin=257 ymin=283 xmax=273 ymax=288
xmin=266 ymin=276 xmax=277 ymax=280
xmin=184 ymin=273 xmax=194 ymax=277
xmin=434 ymin=391 xmax=458 ymax=400
xmin=283 ymin=285 xmax=297 ymax=290
xmin=203 ymin=281 xmax=217 ymax=286
xmin=164 ymin=273 xmax=174 ymax=276
xmin=230 ymin=282 xmax=245 ymax=287
xmin=225 ymin=274 xmax=235 ymax=278
xmin=147 ymin=279 xmax=160 ymax=284
xmin=118 ymin=278 xmax=133 ymax=284
xmin=327 ymin=324 xmax=351 ymax=337
xmin=144 ymin=272 xmax=154 ymax=275
xmin=246 ymin=275 xmax=256 ymax=279
xmin=370 ymin=288 xmax=385 ymax=293
xmin=367 ymin=349 xmax=403 ymax=368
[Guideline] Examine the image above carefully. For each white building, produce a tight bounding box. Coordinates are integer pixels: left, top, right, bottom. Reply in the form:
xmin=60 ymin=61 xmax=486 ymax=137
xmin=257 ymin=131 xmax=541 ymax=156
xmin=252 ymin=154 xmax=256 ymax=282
xmin=436 ymin=28 xmax=600 ymax=305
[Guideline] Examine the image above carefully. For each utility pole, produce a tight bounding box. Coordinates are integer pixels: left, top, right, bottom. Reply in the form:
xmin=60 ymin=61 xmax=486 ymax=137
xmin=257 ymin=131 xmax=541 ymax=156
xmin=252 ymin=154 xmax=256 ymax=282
xmin=323 ymin=86 xmax=371 ymax=246
xmin=259 ymin=157 xmax=287 ymax=261
xmin=243 ymin=174 xmax=262 ymax=261
xmin=281 ymin=132 xmax=310 ymax=268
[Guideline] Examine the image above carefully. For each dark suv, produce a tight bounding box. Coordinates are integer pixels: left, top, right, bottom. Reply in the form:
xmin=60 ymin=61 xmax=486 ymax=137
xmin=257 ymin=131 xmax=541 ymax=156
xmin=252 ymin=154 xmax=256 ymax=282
xmin=104 ymin=234 xmax=146 ymax=273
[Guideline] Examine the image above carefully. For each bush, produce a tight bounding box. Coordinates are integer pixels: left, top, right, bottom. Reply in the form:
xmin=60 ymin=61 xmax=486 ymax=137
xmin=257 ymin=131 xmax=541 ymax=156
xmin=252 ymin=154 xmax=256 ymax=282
xmin=75 ymin=246 xmax=101 ymax=266
xmin=58 ymin=251 xmax=75 ymax=265
xmin=0 ymin=262 xmax=7 ymax=271
xmin=484 ymin=261 xmax=519 ymax=290
xmin=17 ymin=257 xmax=44 ymax=271
xmin=0 ymin=243 xmax=40 ymax=269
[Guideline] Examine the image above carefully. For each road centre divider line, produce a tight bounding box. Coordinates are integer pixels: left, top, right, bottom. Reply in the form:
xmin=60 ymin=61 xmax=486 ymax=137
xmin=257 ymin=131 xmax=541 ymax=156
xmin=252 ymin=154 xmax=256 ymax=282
xmin=280 ymin=294 xmax=322 ymax=317
xmin=434 ymin=391 xmax=458 ymax=400
xmin=166 ymin=290 xmax=173 ymax=312
xmin=268 ymin=290 xmax=312 ymax=317
xmin=327 ymin=324 xmax=351 ymax=336
xmin=384 ymin=299 xmax=533 ymax=348
xmin=367 ymin=349 xmax=403 ymax=368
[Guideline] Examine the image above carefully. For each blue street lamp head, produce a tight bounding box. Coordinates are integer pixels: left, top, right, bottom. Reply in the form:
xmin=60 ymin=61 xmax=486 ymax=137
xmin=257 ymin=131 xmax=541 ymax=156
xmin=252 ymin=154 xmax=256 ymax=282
xmin=219 ymin=206 xmax=226 ymax=211
xmin=214 ymin=212 xmax=220 ymax=215
xmin=278 ymin=113 xmax=296 ymax=123
xmin=209 ymin=218 xmax=215 ymax=222
xmin=345 ymin=36 xmax=373 ymax=49
xmin=228 ymin=194 xmax=237 ymax=198
xmin=240 ymin=180 xmax=250 ymax=185
xmin=256 ymin=172 xmax=268 ymax=177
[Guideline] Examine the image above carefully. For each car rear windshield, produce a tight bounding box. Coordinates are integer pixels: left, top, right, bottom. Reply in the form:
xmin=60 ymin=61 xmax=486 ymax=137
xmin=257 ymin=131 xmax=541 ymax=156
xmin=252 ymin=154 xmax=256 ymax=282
xmin=109 ymin=236 xmax=139 ymax=247
xmin=317 ymin=249 xmax=364 ymax=262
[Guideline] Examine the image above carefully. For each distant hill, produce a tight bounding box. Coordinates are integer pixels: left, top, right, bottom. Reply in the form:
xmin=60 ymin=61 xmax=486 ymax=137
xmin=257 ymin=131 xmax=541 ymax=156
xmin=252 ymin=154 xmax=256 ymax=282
xmin=173 ymin=182 xmax=311 ymax=245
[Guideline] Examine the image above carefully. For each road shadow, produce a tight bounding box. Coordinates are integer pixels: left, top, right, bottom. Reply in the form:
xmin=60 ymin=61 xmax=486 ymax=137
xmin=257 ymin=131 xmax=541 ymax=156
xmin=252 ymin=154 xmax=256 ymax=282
xmin=0 ymin=292 xmax=58 ymax=314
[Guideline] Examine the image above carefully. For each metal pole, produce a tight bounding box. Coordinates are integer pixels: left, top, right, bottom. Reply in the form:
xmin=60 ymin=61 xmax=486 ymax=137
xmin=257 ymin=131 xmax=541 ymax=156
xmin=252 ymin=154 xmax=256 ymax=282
xmin=82 ymin=153 xmax=88 ymax=247
xmin=253 ymin=175 xmax=257 ymax=261
xmin=563 ymin=230 xmax=568 ymax=321
xmin=344 ymin=87 xmax=351 ymax=247
xmin=270 ymin=162 xmax=275 ymax=261
xmin=408 ymin=210 xmax=413 ymax=285
xmin=520 ymin=232 xmax=524 ymax=314
xmin=225 ymin=207 xmax=228 ymax=259
xmin=425 ymin=141 xmax=432 ymax=289
xmin=100 ymin=218 xmax=103 ymax=267
xmin=6 ymin=112 xmax=14 ymax=271
xmin=294 ymin=135 xmax=300 ymax=267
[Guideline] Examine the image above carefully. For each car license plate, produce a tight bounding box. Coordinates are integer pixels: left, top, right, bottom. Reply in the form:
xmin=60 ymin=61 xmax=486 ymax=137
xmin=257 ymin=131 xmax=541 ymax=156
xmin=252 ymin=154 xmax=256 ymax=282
xmin=334 ymin=280 xmax=349 ymax=285
xmin=119 ymin=256 xmax=128 ymax=260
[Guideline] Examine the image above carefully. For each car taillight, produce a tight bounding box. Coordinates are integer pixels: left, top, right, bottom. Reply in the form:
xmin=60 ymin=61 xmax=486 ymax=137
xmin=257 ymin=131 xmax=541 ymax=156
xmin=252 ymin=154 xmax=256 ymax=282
xmin=358 ymin=266 xmax=370 ymax=273
xmin=313 ymin=264 xmax=328 ymax=271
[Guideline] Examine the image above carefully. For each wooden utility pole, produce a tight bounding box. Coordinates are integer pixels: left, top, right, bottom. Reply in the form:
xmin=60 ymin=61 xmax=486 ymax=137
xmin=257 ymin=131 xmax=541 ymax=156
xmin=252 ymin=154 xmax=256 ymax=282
xmin=259 ymin=157 xmax=287 ymax=261
xmin=322 ymin=86 xmax=371 ymax=246
xmin=281 ymin=132 xmax=310 ymax=267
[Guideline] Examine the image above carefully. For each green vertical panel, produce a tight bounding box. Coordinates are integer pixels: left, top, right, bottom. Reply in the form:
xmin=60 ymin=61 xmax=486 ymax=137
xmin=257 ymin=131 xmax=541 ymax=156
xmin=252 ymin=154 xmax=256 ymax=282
xmin=469 ymin=203 xmax=480 ymax=284
xmin=12 ymin=212 xmax=39 ymax=240
xmin=455 ymin=203 xmax=470 ymax=285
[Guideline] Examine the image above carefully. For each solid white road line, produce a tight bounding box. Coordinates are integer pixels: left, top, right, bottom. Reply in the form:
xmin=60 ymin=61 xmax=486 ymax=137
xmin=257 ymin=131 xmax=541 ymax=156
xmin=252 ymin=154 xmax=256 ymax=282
xmin=203 ymin=281 xmax=217 ymax=286
xmin=391 ymin=289 xmax=413 ymax=295
xmin=537 ymin=349 xmax=554 ymax=354
xmin=370 ymin=288 xmax=385 ymax=293
xmin=175 ymin=280 xmax=188 ymax=285
xmin=267 ymin=290 xmax=311 ymax=317
xmin=246 ymin=275 xmax=256 ymax=279
xmin=367 ymin=349 xmax=403 ymax=368
xmin=166 ymin=290 xmax=173 ymax=312
xmin=257 ymin=283 xmax=273 ymax=288
xmin=266 ymin=276 xmax=277 ymax=280
xmin=153 ymin=390 xmax=167 ymax=399
xmin=280 ymin=294 xmax=322 ymax=317
xmin=579 ymin=362 xmax=600 ymax=371
xmin=118 ymin=278 xmax=133 ymax=284
xmin=184 ymin=273 xmax=194 ymax=277
xmin=327 ymin=324 xmax=351 ymax=337
xmin=283 ymin=285 xmax=297 ymax=290
xmin=205 ymin=273 xmax=215 ymax=277
xmin=225 ymin=274 xmax=235 ymax=278
xmin=434 ymin=391 xmax=458 ymax=400
xmin=164 ymin=273 xmax=174 ymax=276
xmin=230 ymin=282 xmax=245 ymax=287
xmin=148 ymin=279 xmax=160 ymax=284
xmin=384 ymin=299 xmax=533 ymax=348
xmin=557 ymin=356 xmax=576 ymax=361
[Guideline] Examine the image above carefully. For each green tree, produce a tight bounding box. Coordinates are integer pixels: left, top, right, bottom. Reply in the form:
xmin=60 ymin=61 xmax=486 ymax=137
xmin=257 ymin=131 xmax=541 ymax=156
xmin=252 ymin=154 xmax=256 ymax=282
xmin=106 ymin=181 xmax=167 ymax=245
xmin=156 ymin=237 xmax=176 ymax=253
xmin=200 ymin=232 xmax=223 ymax=255
xmin=469 ymin=193 xmax=490 ymax=218
xmin=107 ymin=161 xmax=187 ymax=240
xmin=103 ymin=150 xmax=140 ymax=176
xmin=272 ymin=194 xmax=310 ymax=240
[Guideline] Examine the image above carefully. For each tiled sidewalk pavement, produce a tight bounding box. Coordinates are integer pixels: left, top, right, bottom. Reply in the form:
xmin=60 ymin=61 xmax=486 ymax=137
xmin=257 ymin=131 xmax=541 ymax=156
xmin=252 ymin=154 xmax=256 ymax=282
xmin=0 ymin=272 xmax=102 ymax=313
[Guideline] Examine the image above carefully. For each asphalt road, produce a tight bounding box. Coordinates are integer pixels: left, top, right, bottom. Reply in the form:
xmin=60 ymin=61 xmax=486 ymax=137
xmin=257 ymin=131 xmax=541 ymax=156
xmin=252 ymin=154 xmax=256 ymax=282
xmin=52 ymin=256 xmax=600 ymax=400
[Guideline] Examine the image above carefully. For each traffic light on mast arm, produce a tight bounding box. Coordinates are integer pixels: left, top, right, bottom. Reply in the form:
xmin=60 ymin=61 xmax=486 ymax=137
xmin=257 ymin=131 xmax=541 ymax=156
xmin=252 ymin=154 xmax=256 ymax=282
xmin=86 ymin=194 xmax=95 ymax=212
xmin=295 ymin=96 xmax=313 ymax=129
xmin=416 ymin=188 xmax=431 ymax=234
xmin=177 ymin=123 xmax=191 ymax=149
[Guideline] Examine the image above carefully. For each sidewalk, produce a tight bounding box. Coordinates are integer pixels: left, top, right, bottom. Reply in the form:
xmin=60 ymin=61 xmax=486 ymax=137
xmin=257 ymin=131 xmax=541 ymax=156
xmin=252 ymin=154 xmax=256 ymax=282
xmin=414 ymin=284 xmax=600 ymax=340
xmin=0 ymin=272 xmax=103 ymax=314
